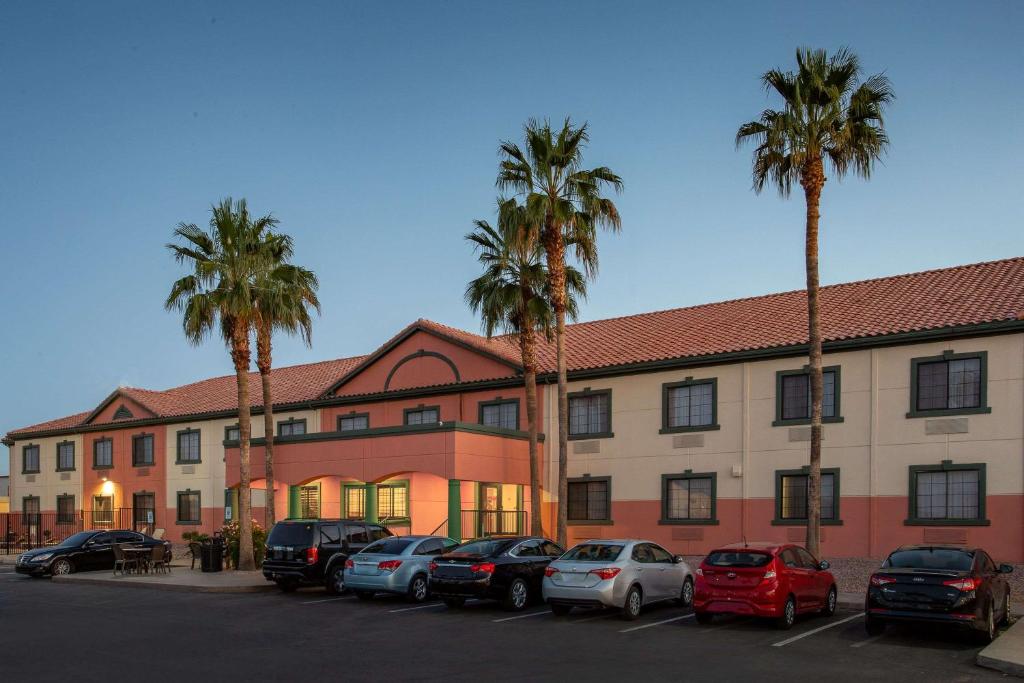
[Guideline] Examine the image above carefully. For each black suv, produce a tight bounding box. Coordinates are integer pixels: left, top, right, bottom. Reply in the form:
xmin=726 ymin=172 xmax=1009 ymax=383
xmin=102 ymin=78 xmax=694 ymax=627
xmin=263 ymin=519 xmax=392 ymax=593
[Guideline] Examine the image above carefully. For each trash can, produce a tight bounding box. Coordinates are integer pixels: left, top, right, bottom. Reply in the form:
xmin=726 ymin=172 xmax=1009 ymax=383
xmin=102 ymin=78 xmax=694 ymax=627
xmin=201 ymin=539 xmax=223 ymax=573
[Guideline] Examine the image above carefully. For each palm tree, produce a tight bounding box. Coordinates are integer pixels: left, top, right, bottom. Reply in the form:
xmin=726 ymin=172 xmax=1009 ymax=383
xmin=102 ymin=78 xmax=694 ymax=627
xmin=252 ymin=232 xmax=321 ymax=528
xmin=465 ymin=199 xmax=586 ymax=537
xmin=497 ymin=119 xmax=622 ymax=547
xmin=165 ymin=198 xmax=274 ymax=571
xmin=736 ymin=48 xmax=893 ymax=556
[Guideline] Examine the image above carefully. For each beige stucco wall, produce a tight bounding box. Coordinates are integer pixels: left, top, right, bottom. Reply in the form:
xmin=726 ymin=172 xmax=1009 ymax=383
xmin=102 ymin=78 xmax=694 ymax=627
xmin=7 ymin=434 xmax=84 ymax=511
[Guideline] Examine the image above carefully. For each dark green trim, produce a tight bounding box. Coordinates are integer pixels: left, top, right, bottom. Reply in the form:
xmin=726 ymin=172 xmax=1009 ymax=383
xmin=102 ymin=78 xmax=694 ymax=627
xmin=131 ymin=433 xmax=155 ymax=467
xmin=55 ymin=440 xmax=76 ymax=472
xmin=92 ymin=437 xmax=114 ymax=470
xmin=112 ymin=404 xmax=134 ymax=420
xmin=385 ymin=350 xmax=461 ymax=390
xmin=376 ymin=479 xmax=410 ymax=526
xmin=55 ymin=494 xmax=76 ymax=524
xmin=276 ymin=417 xmax=307 ymax=437
xmin=21 ymin=443 xmax=40 ymax=474
xmin=176 ymin=489 xmax=202 ymax=525
xmin=660 ymin=377 xmax=720 ymax=434
xmin=337 ymin=411 xmax=370 ymax=431
xmin=566 ymin=475 xmax=613 ymax=524
xmin=448 ymin=479 xmax=462 ymax=541
xmin=223 ymin=424 xmax=240 ymax=442
xmin=175 ymin=428 xmax=202 ymax=465
xmin=772 ymin=467 xmax=843 ymax=525
xmin=403 ymin=404 xmax=441 ymax=426
xmin=478 ymin=397 xmax=521 ymax=430
xmin=342 ymin=482 xmax=366 ymax=519
xmin=227 ymin=420 xmax=545 ymax=449
xmin=907 ymin=350 xmax=991 ymax=418
xmin=297 ymin=482 xmax=322 ymax=518
xmin=905 ymin=461 xmax=989 ymax=526
xmin=567 ymin=388 xmax=614 ymax=440
xmin=772 ymin=365 xmax=844 ymax=426
xmin=659 ymin=470 xmax=719 ymax=525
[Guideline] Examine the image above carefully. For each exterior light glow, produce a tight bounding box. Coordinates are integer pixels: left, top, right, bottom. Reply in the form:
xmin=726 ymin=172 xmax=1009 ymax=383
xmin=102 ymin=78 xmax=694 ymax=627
xmin=101 ymin=480 xmax=115 ymax=496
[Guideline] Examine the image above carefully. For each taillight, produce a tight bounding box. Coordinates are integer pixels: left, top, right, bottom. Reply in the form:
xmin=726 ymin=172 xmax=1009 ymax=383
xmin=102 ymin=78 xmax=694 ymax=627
xmin=761 ymin=569 xmax=777 ymax=583
xmin=544 ymin=566 xmax=559 ymax=577
xmin=378 ymin=560 xmax=403 ymax=572
xmin=695 ymin=567 xmax=704 ymax=577
xmin=870 ymin=574 xmax=895 ymax=586
xmin=428 ymin=561 xmax=438 ymax=573
xmin=470 ymin=562 xmax=496 ymax=575
xmin=305 ymin=547 xmax=318 ymax=565
xmin=943 ymin=577 xmax=979 ymax=592
xmin=344 ymin=559 xmax=354 ymax=569
xmin=589 ymin=567 xmax=622 ymax=581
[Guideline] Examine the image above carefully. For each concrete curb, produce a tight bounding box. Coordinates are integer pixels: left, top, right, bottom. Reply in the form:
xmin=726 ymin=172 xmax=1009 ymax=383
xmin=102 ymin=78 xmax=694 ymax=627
xmin=978 ymin=619 xmax=1024 ymax=677
xmin=52 ymin=572 xmax=275 ymax=594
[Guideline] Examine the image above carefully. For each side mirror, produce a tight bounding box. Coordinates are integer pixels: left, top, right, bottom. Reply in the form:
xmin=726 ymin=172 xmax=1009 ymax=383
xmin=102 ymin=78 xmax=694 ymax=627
xmin=818 ymin=560 xmax=831 ymax=571
xmin=673 ymin=555 xmax=684 ymax=564
xmin=1000 ymin=564 xmax=1014 ymax=574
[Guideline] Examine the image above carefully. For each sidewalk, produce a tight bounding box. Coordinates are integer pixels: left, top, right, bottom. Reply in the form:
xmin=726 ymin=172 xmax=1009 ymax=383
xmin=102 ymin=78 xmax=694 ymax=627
xmin=52 ymin=565 xmax=273 ymax=593
xmin=979 ymin=618 xmax=1024 ymax=677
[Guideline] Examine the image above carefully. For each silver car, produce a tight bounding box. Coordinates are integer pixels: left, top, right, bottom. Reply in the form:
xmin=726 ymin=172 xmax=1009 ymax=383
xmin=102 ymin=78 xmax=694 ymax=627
xmin=542 ymin=539 xmax=694 ymax=620
xmin=344 ymin=535 xmax=458 ymax=602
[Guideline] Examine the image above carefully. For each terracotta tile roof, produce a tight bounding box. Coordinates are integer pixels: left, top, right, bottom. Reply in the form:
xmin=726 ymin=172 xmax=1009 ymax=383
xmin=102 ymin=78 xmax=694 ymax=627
xmin=8 ymin=256 xmax=1024 ymax=438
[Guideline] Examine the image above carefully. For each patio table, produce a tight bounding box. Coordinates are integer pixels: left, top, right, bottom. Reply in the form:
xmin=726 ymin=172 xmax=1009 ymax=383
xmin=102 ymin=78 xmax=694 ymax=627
xmin=123 ymin=547 xmax=152 ymax=573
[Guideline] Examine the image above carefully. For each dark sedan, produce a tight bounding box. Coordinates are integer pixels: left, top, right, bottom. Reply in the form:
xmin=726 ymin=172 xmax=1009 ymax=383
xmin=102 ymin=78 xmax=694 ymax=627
xmin=429 ymin=536 xmax=564 ymax=611
xmin=15 ymin=530 xmax=171 ymax=576
xmin=865 ymin=544 xmax=1013 ymax=643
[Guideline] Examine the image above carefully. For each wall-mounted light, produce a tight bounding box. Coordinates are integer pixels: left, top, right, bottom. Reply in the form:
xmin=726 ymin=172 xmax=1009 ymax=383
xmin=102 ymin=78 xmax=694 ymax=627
xmin=101 ymin=480 xmax=115 ymax=496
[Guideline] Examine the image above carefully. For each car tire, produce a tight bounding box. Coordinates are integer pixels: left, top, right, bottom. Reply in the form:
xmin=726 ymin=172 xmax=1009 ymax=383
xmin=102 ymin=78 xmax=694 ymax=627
xmin=51 ymin=558 xmax=74 ymax=576
xmin=355 ymin=590 xmax=375 ymax=601
xmin=821 ymin=586 xmax=838 ymax=616
xmin=621 ymin=585 xmax=643 ymax=621
xmin=695 ymin=611 xmax=713 ymax=625
xmin=407 ymin=574 xmax=429 ymax=603
xmin=977 ymin=601 xmax=997 ymax=645
xmin=276 ymin=580 xmax=297 ymax=593
xmin=325 ymin=565 xmax=345 ymax=595
xmin=777 ymin=596 xmax=796 ymax=630
xmin=676 ymin=577 xmax=695 ymax=608
xmin=503 ymin=578 xmax=529 ymax=612
xmin=1001 ymin=591 xmax=1012 ymax=627
xmin=443 ymin=597 xmax=465 ymax=609
xmin=551 ymin=603 xmax=573 ymax=617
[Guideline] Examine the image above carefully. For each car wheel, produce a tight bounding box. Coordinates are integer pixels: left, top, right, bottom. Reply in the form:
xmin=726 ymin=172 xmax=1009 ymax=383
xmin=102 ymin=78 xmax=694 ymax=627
xmin=276 ymin=580 xmax=297 ymax=593
xmin=821 ymin=586 xmax=838 ymax=616
xmin=51 ymin=558 xmax=74 ymax=576
xmin=695 ymin=611 xmax=713 ymax=625
xmin=551 ymin=603 xmax=573 ymax=617
xmin=443 ymin=597 xmax=465 ymax=609
xmin=355 ymin=590 xmax=375 ymax=601
xmin=676 ymin=577 xmax=695 ymax=608
xmin=504 ymin=578 xmax=529 ymax=611
xmin=977 ymin=601 xmax=997 ymax=644
xmin=621 ymin=585 xmax=643 ymax=621
xmin=865 ymin=615 xmax=885 ymax=636
xmin=777 ymin=596 xmax=796 ymax=630
xmin=1001 ymin=591 xmax=1012 ymax=627
xmin=407 ymin=574 xmax=429 ymax=603
xmin=325 ymin=565 xmax=345 ymax=595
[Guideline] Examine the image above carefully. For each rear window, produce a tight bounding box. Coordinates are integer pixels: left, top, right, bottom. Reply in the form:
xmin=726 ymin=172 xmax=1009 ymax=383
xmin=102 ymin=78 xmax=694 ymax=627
xmin=561 ymin=543 xmax=624 ymax=562
xmin=362 ymin=538 xmax=414 ymax=555
xmin=267 ymin=522 xmax=314 ymax=546
xmin=885 ymin=549 xmax=974 ymax=572
xmin=705 ymin=551 xmax=772 ymax=568
xmin=452 ymin=539 xmax=514 ymax=556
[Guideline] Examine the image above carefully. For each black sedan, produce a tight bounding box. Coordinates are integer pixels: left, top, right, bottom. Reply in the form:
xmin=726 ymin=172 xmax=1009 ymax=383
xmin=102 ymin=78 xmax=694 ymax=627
xmin=865 ymin=544 xmax=1013 ymax=643
xmin=15 ymin=530 xmax=171 ymax=576
xmin=428 ymin=536 xmax=564 ymax=611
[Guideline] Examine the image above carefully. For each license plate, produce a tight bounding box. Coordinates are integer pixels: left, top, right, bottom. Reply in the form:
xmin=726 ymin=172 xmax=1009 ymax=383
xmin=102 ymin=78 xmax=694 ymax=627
xmin=354 ymin=563 xmax=377 ymax=575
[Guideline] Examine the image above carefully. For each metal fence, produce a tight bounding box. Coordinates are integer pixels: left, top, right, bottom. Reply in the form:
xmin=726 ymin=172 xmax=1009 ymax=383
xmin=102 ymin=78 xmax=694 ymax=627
xmin=0 ymin=509 xmax=155 ymax=554
xmin=461 ymin=509 xmax=528 ymax=539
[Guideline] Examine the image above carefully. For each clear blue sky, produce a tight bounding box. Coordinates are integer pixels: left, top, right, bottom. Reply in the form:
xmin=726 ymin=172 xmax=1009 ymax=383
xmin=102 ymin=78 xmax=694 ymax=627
xmin=2 ymin=1 xmax=1022 ymax=474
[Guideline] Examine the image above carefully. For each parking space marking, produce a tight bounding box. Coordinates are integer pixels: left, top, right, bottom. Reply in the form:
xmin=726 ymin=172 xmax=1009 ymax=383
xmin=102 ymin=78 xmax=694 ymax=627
xmin=492 ymin=610 xmax=549 ymax=623
xmin=389 ymin=603 xmax=447 ymax=613
xmin=770 ymin=613 xmax=862 ymax=647
xmin=571 ymin=610 xmax=618 ymax=623
xmin=850 ymin=634 xmax=885 ymax=648
xmin=619 ymin=614 xmax=694 ymax=633
xmin=301 ymin=596 xmax=354 ymax=604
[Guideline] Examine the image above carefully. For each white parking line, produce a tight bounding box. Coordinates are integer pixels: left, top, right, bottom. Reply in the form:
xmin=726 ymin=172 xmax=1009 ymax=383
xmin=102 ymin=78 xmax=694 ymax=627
xmin=851 ymin=634 xmax=885 ymax=648
xmin=301 ymin=596 xmax=354 ymax=604
xmin=492 ymin=610 xmax=549 ymax=623
xmin=389 ymin=599 xmax=478 ymax=613
xmin=572 ymin=610 xmax=618 ymax=623
xmin=619 ymin=614 xmax=694 ymax=633
xmin=771 ymin=613 xmax=862 ymax=647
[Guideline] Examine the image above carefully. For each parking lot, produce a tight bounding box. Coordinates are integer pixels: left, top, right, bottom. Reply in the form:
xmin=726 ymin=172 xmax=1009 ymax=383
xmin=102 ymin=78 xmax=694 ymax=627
xmin=0 ymin=566 xmax=1004 ymax=682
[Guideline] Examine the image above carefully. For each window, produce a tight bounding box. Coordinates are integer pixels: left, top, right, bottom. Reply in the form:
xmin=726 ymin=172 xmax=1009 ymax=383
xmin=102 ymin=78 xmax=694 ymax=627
xmin=93 ymin=438 xmax=113 ymax=469
xmin=22 ymin=496 xmax=40 ymax=526
xmin=176 ymin=429 xmax=201 ymax=463
xmin=649 ymin=544 xmax=674 ymax=563
xmin=93 ymin=495 xmax=114 ymax=525
xmin=56 ymin=440 xmax=75 ymax=471
xmin=661 ymin=473 xmax=716 ymax=523
xmin=774 ymin=367 xmax=841 ymax=425
xmin=56 ymin=495 xmax=76 ymax=524
xmin=908 ymin=462 xmax=987 ymax=524
xmin=774 ymin=469 xmax=839 ymax=524
xmin=479 ymin=399 xmax=519 ymax=430
xmin=319 ymin=524 xmax=341 ymax=546
xmin=337 ymin=413 xmax=369 ymax=431
xmin=378 ymin=482 xmax=409 ymax=520
xmin=22 ymin=444 xmax=40 ymax=474
xmin=415 ymin=538 xmax=444 ymax=555
xmin=540 ymin=541 xmax=563 ymax=557
xmin=224 ymin=425 xmax=240 ymax=442
xmin=133 ymin=492 xmax=155 ymax=533
xmin=345 ymin=524 xmax=369 ymax=544
xmin=298 ymin=485 xmax=320 ymax=518
xmin=662 ymin=379 xmax=718 ymax=432
xmin=909 ymin=352 xmax=989 ymax=417
xmin=132 ymin=434 xmax=154 ymax=466
xmin=404 ymin=406 xmax=440 ymax=425
xmin=568 ymin=390 xmax=612 ymax=438
xmin=368 ymin=525 xmax=391 ymax=541
xmin=277 ymin=418 xmax=307 ymax=437
xmin=344 ymin=485 xmax=366 ymax=519
xmin=567 ymin=477 xmax=611 ymax=523
xmin=177 ymin=490 xmax=201 ymax=524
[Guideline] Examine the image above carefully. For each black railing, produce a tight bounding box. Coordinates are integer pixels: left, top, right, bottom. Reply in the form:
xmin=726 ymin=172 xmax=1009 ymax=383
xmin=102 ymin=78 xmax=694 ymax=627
xmin=461 ymin=509 xmax=527 ymax=539
xmin=1 ymin=509 xmax=158 ymax=554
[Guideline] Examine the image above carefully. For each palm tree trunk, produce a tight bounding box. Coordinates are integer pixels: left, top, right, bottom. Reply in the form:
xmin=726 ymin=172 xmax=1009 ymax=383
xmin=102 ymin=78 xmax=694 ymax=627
xmin=257 ymin=322 xmax=275 ymax=529
xmin=801 ymin=156 xmax=826 ymax=559
xmin=543 ymin=216 xmax=569 ymax=549
xmin=518 ymin=311 xmax=543 ymax=536
xmin=231 ymin=318 xmax=255 ymax=571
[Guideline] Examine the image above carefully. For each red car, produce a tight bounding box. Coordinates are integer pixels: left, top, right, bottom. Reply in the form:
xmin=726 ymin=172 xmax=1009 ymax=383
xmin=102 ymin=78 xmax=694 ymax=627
xmin=693 ymin=542 xmax=838 ymax=629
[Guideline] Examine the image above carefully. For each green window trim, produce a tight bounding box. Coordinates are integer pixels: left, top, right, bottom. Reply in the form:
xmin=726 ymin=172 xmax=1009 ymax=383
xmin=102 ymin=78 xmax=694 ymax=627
xmin=342 ymin=480 xmax=411 ymax=525
xmin=56 ymin=494 xmax=77 ymax=524
xmin=176 ymin=489 xmax=202 ymax=525
xmin=337 ymin=412 xmax=370 ymax=431
xmin=658 ymin=471 xmax=719 ymax=525
xmin=772 ymin=365 xmax=844 ymax=427
xmin=175 ymin=428 xmax=202 ymax=464
xmin=905 ymin=461 xmax=990 ymax=526
xmin=567 ymin=388 xmax=614 ymax=440
xmin=566 ymin=475 xmax=614 ymax=525
xmin=376 ymin=479 xmax=411 ymax=525
xmin=276 ymin=417 xmax=308 ymax=437
xmin=92 ymin=437 xmax=114 ymax=470
xmin=907 ymin=350 xmax=991 ymax=418
xmin=55 ymin=440 xmax=76 ymax=472
xmin=21 ymin=443 xmax=40 ymax=474
xmin=403 ymin=404 xmax=442 ymax=426
xmin=477 ymin=397 xmax=521 ymax=431
xmin=771 ymin=467 xmax=843 ymax=526
xmin=660 ymin=377 xmax=721 ymax=434
xmin=223 ymin=424 xmax=240 ymax=443
xmin=132 ymin=433 xmax=155 ymax=467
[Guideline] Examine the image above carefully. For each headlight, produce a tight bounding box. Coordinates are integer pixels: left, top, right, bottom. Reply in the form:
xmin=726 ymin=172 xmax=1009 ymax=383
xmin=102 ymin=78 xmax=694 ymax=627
xmin=32 ymin=553 xmax=54 ymax=562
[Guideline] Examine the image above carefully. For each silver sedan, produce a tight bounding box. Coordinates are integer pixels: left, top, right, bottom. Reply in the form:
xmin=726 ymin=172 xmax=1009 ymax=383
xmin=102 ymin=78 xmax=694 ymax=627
xmin=542 ymin=539 xmax=694 ymax=620
xmin=344 ymin=535 xmax=458 ymax=602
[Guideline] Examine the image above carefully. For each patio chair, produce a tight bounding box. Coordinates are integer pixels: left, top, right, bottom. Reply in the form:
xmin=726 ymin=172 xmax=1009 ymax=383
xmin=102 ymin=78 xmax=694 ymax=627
xmin=188 ymin=541 xmax=203 ymax=570
xmin=149 ymin=544 xmax=170 ymax=574
xmin=152 ymin=528 xmax=165 ymax=540
xmin=113 ymin=543 xmax=139 ymax=576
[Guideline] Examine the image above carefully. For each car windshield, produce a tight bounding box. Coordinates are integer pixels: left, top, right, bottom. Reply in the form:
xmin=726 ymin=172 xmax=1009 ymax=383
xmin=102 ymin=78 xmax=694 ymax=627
xmin=267 ymin=523 xmax=315 ymax=546
xmin=452 ymin=539 xmax=513 ymax=556
xmin=362 ymin=539 xmax=414 ymax=555
xmin=706 ymin=551 xmax=772 ymax=568
xmin=885 ymin=549 xmax=974 ymax=571
xmin=57 ymin=532 xmax=96 ymax=548
xmin=561 ymin=543 xmax=624 ymax=562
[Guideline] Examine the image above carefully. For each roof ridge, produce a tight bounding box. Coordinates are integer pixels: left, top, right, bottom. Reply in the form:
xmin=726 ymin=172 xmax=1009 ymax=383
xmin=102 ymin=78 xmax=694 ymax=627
xmin=154 ymin=353 xmax=369 ymax=395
